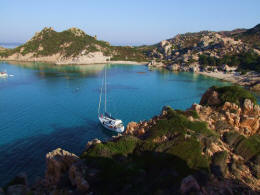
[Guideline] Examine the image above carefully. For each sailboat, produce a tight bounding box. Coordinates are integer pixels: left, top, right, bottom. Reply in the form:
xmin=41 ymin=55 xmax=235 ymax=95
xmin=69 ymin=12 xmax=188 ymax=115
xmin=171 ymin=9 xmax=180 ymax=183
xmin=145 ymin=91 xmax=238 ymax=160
xmin=98 ymin=64 xmax=125 ymax=133
xmin=0 ymin=71 xmax=8 ymax=78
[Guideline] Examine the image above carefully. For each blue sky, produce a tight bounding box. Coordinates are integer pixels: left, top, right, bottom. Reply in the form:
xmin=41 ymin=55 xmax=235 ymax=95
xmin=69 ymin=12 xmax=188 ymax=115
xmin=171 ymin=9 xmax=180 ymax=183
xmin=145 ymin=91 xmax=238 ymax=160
xmin=1 ymin=0 xmax=260 ymax=45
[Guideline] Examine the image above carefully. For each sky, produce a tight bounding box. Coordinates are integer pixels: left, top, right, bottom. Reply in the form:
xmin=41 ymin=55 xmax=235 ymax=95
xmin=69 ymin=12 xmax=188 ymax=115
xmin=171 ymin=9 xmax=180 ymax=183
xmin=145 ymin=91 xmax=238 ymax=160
xmin=0 ymin=0 xmax=260 ymax=46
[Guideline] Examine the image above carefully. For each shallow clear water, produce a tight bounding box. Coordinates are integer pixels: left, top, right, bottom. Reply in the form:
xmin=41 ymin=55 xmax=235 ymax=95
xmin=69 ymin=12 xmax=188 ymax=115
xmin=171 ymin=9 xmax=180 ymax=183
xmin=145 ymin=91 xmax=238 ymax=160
xmin=0 ymin=61 xmax=259 ymax=186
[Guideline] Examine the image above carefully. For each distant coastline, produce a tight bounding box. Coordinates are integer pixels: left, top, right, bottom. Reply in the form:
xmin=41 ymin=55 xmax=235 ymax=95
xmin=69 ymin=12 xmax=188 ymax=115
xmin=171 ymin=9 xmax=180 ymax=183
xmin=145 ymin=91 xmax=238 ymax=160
xmin=0 ymin=59 xmax=148 ymax=66
xmin=0 ymin=42 xmax=23 ymax=49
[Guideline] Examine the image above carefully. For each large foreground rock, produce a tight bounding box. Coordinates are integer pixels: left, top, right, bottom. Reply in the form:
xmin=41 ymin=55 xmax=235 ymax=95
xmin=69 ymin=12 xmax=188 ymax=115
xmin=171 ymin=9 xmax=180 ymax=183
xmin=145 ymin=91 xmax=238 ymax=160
xmin=7 ymin=185 xmax=28 ymax=195
xmin=69 ymin=162 xmax=89 ymax=192
xmin=45 ymin=148 xmax=79 ymax=185
xmin=180 ymin=175 xmax=201 ymax=194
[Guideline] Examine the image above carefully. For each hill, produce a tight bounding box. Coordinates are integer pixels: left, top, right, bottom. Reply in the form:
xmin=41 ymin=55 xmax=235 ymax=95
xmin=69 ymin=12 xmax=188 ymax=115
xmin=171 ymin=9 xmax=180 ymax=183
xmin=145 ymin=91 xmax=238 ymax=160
xmin=2 ymin=86 xmax=259 ymax=194
xmin=0 ymin=27 xmax=147 ymax=64
xmin=1 ymin=24 xmax=260 ymax=71
xmin=233 ymin=24 xmax=260 ymax=49
xmin=144 ymin=24 xmax=260 ymax=73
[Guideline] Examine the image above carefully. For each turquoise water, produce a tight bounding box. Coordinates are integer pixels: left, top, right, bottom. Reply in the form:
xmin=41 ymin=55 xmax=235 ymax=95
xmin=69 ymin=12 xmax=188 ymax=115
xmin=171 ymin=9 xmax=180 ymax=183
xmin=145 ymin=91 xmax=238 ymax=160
xmin=0 ymin=61 xmax=259 ymax=186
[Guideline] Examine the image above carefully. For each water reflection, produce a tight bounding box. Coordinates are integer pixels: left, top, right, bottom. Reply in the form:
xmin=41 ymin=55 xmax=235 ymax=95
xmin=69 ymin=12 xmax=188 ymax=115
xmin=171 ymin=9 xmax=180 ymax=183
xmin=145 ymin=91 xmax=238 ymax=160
xmin=4 ymin=61 xmax=106 ymax=78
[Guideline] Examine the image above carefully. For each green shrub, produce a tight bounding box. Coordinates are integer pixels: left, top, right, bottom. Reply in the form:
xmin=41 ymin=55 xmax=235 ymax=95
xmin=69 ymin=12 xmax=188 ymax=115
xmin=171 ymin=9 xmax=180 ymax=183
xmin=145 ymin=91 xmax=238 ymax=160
xmin=166 ymin=137 xmax=209 ymax=171
xmin=175 ymin=109 xmax=199 ymax=119
xmin=147 ymin=108 xmax=216 ymax=141
xmin=234 ymin=135 xmax=260 ymax=161
xmin=212 ymin=86 xmax=257 ymax=105
xmin=223 ymin=131 xmax=245 ymax=146
xmin=211 ymin=151 xmax=228 ymax=177
xmin=82 ymin=135 xmax=140 ymax=159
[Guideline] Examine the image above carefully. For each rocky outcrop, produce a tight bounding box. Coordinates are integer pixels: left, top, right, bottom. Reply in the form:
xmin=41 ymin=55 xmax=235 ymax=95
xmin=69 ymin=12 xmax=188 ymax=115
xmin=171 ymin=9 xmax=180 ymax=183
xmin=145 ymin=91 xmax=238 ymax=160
xmin=125 ymin=107 xmax=169 ymax=137
xmin=125 ymin=121 xmax=148 ymax=137
xmin=45 ymin=148 xmax=79 ymax=185
xmin=147 ymin=30 xmax=251 ymax=67
xmin=192 ymin=98 xmax=259 ymax=136
xmin=199 ymin=87 xmax=222 ymax=106
xmin=69 ymin=162 xmax=89 ymax=192
xmin=86 ymin=138 xmax=101 ymax=150
xmin=147 ymin=60 xmax=165 ymax=67
xmin=250 ymin=82 xmax=260 ymax=91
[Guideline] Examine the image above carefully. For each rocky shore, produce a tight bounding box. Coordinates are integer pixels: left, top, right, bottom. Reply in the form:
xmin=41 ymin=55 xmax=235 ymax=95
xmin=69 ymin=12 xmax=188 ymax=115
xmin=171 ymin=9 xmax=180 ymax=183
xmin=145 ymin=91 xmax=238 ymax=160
xmin=198 ymin=71 xmax=260 ymax=91
xmin=145 ymin=24 xmax=260 ymax=91
xmin=147 ymin=60 xmax=260 ymax=91
xmin=1 ymin=86 xmax=259 ymax=194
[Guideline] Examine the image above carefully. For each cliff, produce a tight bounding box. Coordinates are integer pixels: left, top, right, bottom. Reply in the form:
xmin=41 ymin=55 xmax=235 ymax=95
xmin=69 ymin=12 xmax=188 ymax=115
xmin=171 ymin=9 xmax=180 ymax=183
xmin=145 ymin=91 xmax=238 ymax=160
xmin=2 ymin=86 xmax=259 ymax=194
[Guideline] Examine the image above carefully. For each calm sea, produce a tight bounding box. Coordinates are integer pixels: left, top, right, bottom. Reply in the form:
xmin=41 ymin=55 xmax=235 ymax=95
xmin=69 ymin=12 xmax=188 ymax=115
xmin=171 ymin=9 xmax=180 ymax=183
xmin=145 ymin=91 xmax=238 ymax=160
xmin=0 ymin=61 xmax=259 ymax=186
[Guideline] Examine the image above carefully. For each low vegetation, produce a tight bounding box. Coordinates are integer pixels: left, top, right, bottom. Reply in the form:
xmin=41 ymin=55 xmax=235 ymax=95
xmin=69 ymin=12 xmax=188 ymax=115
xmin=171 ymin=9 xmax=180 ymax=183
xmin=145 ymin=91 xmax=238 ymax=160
xmin=0 ymin=27 xmax=148 ymax=62
xmin=80 ymin=107 xmax=212 ymax=194
xmin=234 ymin=135 xmax=260 ymax=162
xmin=212 ymin=85 xmax=257 ymax=105
xmin=199 ymin=52 xmax=260 ymax=73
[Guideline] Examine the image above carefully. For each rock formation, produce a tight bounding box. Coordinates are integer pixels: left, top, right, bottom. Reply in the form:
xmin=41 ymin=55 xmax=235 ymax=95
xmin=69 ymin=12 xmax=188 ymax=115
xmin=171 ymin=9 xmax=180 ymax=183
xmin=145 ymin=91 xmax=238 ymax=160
xmin=45 ymin=148 xmax=80 ymax=186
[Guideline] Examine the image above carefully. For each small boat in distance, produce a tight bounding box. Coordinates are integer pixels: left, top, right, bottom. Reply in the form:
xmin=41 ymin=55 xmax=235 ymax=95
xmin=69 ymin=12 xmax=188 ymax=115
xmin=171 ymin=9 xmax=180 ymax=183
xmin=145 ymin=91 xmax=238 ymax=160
xmin=98 ymin=64 xmax=125 ymax=133
xmin=0 ymin=71 xmax=8 ymax=78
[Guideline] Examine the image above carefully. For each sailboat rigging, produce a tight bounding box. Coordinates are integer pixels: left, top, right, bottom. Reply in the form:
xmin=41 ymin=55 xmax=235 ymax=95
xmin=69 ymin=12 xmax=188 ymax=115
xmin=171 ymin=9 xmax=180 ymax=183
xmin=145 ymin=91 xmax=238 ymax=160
xmin=98 ymin=64 xmax=125 ymax=133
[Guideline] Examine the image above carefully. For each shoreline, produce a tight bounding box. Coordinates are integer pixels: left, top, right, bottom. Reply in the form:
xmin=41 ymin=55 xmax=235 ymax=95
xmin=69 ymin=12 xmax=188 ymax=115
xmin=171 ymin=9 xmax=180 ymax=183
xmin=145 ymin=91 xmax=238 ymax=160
xmin=1 ymin=59 xmax=259 ymax=91
xmin=0 ymin=59 xmax=148 ymax=66
xmin=196 ymin=71 xmax=260 ymax=91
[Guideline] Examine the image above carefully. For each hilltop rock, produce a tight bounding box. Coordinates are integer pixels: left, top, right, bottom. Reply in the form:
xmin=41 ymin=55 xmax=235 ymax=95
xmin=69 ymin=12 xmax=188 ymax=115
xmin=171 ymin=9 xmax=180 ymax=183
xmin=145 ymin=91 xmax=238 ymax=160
xmin=67 ymin=27 xmax=86 ymax=37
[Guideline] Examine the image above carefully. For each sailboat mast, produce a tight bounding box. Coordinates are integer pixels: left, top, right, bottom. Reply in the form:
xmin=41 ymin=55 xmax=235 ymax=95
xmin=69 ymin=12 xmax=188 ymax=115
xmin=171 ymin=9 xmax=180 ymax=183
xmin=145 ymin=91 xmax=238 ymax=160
xmin=98 ymin=70 xmax=104 ymax=116
xmin=104 ymin=64 xmax=107 ymax=113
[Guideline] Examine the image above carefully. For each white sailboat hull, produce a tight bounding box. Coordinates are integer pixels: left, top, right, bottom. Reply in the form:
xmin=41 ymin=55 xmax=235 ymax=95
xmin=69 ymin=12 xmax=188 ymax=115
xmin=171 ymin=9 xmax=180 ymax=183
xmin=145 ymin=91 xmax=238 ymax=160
xmin=0 ymin=73 xmax=8 ymax=77
xmin=99 ymin=116 xmax=125 ymax=133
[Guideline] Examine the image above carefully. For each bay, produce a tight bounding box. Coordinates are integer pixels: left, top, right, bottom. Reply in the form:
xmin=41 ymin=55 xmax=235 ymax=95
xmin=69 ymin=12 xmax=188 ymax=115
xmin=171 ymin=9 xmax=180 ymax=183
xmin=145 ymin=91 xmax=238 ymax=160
xmin=0 ymin=61 xmax=258 ymax=186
